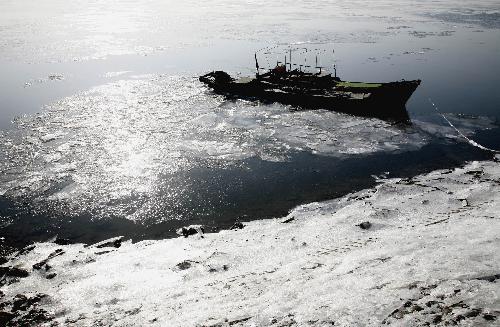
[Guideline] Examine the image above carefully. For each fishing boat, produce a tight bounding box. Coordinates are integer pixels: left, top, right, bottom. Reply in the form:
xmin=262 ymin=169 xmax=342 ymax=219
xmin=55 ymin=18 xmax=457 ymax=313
xmin=199 ymin=47 xmax=420 ymax=121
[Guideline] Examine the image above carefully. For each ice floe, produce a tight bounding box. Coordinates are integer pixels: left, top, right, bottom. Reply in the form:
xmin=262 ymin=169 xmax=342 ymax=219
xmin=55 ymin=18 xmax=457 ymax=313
xmin=0 ymin=75 xmax=497 ymax=222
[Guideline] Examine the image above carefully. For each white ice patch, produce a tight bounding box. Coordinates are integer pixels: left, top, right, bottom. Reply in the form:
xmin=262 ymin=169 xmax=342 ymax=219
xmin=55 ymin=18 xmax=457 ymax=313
xmin=103 ymin=71 xmax=132 ymax=78
xmin=39 ymin=133 xmax=64 ymax=143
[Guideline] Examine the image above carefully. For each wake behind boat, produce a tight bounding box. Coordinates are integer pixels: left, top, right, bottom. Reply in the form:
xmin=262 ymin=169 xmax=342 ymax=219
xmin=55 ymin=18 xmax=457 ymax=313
xmin=200 ymin=47 xmax=420 ymax=121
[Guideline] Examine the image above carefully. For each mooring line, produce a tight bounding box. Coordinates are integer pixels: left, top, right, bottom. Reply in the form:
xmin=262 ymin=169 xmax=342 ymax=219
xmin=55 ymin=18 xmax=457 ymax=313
xmin=428 ymin=98 xmax=500 ymax=154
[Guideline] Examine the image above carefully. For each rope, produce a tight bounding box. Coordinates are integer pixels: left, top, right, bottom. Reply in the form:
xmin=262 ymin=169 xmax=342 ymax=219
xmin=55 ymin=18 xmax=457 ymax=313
xmin=428 ymin=98 xmax=500 ymax=154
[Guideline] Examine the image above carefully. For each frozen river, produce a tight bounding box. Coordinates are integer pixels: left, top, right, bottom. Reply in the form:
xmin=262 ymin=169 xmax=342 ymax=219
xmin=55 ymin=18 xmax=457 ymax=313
xmin=0 ymin=0 xmax=499 ymax=250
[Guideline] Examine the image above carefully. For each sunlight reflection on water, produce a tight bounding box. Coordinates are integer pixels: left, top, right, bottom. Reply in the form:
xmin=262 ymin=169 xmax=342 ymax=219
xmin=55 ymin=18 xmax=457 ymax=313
xmin=0 ymin=0 xmax=499 ymax=244
xmin=0 ymin=75 xmax=496 ymax=224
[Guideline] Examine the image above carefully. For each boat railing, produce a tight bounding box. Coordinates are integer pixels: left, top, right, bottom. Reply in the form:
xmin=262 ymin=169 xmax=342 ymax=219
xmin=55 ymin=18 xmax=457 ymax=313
xmin=254 ymin=45 xmax=337 ymax=77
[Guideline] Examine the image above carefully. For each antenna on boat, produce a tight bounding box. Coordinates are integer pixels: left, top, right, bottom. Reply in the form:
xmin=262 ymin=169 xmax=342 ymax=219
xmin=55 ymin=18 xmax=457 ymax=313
xmin=316 ymin=55 xmax=323 ymax=74
xmin=332 ymin=48 xmax=337 ymax=77
xmin=289 ymin=48 xmax=292 ymax=71
xmin=304 ymin=52 xmax=307 ymax=70
xmin=255 ymin=52 xmax=260 ymax=77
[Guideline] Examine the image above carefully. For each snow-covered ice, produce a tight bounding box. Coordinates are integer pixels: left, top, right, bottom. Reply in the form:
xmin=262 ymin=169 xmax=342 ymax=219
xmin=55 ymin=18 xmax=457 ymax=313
xmin=1 ymin=158 xmax=499 ymax=326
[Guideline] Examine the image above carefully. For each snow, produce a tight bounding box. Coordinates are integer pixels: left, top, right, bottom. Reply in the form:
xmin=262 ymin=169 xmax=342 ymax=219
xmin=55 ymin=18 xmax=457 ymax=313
xmin=2 ymin=158 xmax=500 ymax=326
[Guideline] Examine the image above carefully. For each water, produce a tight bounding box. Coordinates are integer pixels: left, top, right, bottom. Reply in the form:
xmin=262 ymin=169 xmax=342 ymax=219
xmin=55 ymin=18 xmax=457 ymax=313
xmin=1 ymin=0 xmax=499 ymax=251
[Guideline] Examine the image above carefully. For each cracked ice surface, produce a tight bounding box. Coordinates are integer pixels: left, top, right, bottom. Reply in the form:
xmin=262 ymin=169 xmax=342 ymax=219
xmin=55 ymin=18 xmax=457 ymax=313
xmin=0 ymin=75 xmax=496 ymax=222
xmin=2 ymin=158 xmax=499 ymax=326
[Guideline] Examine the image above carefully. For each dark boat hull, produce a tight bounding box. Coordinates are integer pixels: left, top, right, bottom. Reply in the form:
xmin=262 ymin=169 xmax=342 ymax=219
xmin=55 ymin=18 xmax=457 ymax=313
xmin=200 ymin=71 xmax=420 ymax=121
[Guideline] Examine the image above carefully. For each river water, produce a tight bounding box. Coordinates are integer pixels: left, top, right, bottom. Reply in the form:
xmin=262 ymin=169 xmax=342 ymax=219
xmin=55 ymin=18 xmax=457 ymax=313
xmin=0 ymin=0 xmax=499 ymax=251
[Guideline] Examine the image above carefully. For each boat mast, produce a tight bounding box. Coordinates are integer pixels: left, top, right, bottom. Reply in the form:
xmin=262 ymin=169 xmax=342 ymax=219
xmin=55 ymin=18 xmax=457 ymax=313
xmin=303 ymin=49 xmax=307 ymax=71
xmin=255 ymin=52 xmax=260 ymax=77
xmin=332 ymin=49 xmax=337 ymax=77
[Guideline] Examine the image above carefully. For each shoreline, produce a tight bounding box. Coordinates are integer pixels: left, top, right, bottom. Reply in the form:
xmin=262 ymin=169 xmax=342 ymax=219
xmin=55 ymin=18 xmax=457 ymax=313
xmin=1 ymin=157 xmax=499 ymax=326
xmin=0 ymin=138 xmax=495 ymax=254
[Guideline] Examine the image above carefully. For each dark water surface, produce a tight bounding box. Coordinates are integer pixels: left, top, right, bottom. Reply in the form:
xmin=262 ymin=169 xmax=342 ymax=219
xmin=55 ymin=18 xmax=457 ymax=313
xmin=0 ymin=0 xmax=499 ymax=251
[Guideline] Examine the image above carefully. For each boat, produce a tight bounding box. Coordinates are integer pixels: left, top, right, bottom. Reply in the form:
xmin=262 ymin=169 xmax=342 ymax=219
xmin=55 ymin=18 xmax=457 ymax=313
xmin=199 ymin=48 xmax=420 ymax=122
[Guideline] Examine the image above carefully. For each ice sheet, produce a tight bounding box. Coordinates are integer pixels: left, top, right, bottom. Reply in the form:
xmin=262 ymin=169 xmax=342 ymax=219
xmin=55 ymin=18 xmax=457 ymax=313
xmin=0 ymin=75 xmax=496 ymax=222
